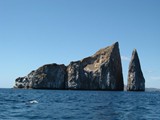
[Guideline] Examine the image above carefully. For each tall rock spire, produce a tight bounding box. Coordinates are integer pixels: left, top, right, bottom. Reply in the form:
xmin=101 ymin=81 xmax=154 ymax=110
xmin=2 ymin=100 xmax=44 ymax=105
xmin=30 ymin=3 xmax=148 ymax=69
xmin=127 ymin=49 xmax=145 ymax=91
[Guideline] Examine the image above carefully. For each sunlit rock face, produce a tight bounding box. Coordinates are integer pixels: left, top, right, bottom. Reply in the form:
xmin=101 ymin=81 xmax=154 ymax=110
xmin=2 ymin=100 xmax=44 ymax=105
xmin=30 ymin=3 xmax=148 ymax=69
xmin=14 ymin=64 xmax=66 ymax=89
xmin=127 ymin=49 xmax=145 ymax=91
xmin=14 ymin=42 xmax=124 ymax=91
xmin=66 ymin=42 xmax=124 ymax=90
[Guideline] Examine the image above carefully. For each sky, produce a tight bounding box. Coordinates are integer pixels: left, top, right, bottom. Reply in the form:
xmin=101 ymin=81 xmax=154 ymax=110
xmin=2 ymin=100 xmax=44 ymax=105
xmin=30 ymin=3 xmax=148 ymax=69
xmin=0 ymin=0 xmax=160 ymax=88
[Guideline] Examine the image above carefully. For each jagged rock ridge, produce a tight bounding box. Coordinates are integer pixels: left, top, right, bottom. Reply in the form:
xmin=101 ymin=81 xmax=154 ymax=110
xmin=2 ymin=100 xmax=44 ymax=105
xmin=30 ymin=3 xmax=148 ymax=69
xmin=14 ymin=42 xmax=124 ymax=90
xmin=15 ymin=64 xmax=66 ymax=89
xmin=127 ymin=49 xmax=145 ymax=91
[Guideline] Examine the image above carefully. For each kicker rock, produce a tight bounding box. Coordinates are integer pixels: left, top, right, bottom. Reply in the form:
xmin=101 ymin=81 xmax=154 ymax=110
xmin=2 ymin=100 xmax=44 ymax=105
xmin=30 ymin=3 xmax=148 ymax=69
xmin=66 ymin=42 xmax=124 ymax=90
xmin=127 ymin=49 xmax=145 ymax=91
xmin=14 ymin=64 xmax=66 ymax=89
xmin=14 ymin=42 xmax=124 ymax=91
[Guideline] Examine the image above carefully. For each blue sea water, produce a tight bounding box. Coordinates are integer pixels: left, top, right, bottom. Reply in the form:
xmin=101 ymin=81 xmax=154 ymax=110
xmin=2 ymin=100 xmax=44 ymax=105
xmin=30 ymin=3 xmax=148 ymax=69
xmin=0 ymin=89 xmax=160 ymax=120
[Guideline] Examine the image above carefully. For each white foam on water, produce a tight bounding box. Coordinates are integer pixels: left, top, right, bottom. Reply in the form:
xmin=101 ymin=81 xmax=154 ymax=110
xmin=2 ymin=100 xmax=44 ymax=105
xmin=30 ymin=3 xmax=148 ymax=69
xmin=29 ymin=100 xmax=38 ymax=104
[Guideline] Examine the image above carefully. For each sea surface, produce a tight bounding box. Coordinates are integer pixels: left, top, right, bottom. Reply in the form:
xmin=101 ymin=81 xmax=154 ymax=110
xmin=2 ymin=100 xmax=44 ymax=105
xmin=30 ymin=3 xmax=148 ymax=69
xmin=0 ymin=89 xmax=160 ymax=120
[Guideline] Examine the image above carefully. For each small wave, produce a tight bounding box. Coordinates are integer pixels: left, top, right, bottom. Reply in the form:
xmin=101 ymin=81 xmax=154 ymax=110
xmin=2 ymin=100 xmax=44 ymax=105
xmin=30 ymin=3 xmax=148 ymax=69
xmin=28 ymin=100 xmax=38 ymax=104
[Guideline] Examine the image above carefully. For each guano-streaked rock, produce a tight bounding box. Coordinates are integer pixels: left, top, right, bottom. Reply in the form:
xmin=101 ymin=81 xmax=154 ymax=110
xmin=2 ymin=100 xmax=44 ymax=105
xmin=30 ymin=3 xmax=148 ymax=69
xmin=66 ymin=42 xmax=124 ymax=90
xmin=14 ymin=64 xmax=66 ymax=89
xmin=127 ymin=49 xmax=145 ymax=91
xmin=14 ymin=42 xmax=124 ymax=91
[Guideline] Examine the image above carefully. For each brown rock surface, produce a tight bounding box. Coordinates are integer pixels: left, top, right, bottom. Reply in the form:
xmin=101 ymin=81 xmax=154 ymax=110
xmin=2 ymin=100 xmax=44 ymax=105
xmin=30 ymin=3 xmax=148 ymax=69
xmin=14 ymin=64 xmax=66 ymax=89
xmin=14 ymin=42 xmax=124 ymax=91
xmin=66 ymin=42 xmax=124 ymax=90
xmin=127 ymin=49 xmax=145 ymax=91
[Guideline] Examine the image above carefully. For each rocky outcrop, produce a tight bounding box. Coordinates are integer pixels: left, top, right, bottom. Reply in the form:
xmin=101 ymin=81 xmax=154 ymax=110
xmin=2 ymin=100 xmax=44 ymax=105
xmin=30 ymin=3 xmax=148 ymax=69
xmin=14 ymin=42 xmax=124 ymax=91
xmin=15 ymin=64 xmax=66 ymax=89
xmin=66 ymin=42 xmax=124 ymax=90
xmin=127 ymin=49 xmax=145 ymax=91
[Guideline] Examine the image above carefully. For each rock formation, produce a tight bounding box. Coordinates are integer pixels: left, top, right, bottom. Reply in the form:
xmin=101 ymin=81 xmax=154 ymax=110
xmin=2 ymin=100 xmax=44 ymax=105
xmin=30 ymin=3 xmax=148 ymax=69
xmin=15 ymin=64 xmax=66 ymax=89
xmin=66 ymin=42 xmax=124 ymax=90
xmin=127 ymin=49 xmax=145 ymax=91
xmin=14 ymin=42 xmax=124 ymax=91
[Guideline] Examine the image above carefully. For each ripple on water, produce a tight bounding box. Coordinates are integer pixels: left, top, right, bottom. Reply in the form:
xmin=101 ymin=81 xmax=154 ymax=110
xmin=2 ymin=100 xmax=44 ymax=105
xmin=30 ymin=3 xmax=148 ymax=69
xmin=1 ymin=89 xmax=160 ymax=120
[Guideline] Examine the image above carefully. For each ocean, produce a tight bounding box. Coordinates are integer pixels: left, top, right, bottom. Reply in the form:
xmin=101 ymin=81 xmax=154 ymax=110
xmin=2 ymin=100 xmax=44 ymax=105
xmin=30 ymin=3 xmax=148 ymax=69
xmin=0 ymin=89 xmax=160 ymax=120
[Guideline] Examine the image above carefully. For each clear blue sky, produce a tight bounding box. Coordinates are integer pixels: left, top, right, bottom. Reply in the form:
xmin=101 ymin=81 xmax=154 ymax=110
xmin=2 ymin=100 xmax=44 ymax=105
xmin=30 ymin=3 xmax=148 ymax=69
xmin=0 ymin=0 xmax=160 ymax=88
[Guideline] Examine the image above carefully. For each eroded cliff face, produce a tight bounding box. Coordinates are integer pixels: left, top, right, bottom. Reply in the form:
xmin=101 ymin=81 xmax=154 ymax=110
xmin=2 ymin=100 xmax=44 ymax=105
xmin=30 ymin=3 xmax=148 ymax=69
xmin=14 ymin=42 xmax=124 ymax=91
xmin=127 ymin=49 xmax=145 ymax=91
xmin=66 ymin=42 xmax=124 ymax=90
xmin=15 ymin=64 xmax=66 ymax=89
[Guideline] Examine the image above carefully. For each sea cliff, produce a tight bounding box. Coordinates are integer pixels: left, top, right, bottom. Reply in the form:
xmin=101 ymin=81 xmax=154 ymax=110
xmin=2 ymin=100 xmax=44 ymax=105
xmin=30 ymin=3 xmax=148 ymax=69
xmin=14 ymin=42 xmax=124 ymax=90
xmin=14 ymin=42 xmax=145 ymax=91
